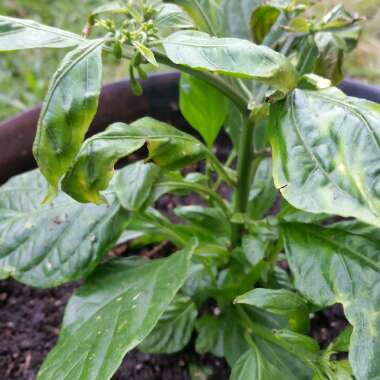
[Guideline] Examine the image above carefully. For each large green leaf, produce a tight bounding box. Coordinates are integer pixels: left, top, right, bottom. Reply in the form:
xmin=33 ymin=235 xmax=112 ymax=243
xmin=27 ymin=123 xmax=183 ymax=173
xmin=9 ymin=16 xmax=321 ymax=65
xmin=180 ymin=73 xmax=228 ymax=147
xmin=37 ymin=241 xmax=196 ymax=380
xmin=271 ymin=88 xmax=380 ymax=228
xmin=139 ymin=294 xmax=197 ymax=353
xmin=33 ymin=39 xmax=104 ymax=197
xmin=281 ymin=222 xmax=380 ymax=380
xmin=0 ymin=15 xmax=85 ymax=51
xmin=0 ymin=170 xmax=127 ymax=288
xmin=163 ymin=30 xmax=298 ymax=94
xmin=61 ymin=117 xmax=207 ymax=204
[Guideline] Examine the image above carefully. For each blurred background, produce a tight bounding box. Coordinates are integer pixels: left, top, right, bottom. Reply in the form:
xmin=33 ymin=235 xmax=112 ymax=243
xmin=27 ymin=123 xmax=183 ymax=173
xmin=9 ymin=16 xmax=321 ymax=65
xmin=0 ymin=0 xmax=379 ymax=122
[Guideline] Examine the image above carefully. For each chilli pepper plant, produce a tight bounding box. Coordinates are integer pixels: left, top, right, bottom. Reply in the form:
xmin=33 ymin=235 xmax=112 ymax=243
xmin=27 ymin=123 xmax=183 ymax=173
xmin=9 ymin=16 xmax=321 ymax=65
xmin=0 ymin=1 xmax=378 ymax=379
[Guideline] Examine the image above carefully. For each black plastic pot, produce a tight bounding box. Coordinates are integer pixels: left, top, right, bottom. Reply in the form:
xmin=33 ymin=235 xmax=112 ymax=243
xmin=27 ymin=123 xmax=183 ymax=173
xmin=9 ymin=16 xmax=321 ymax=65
xmin=1 ymin=73 xmax=380 ymax=184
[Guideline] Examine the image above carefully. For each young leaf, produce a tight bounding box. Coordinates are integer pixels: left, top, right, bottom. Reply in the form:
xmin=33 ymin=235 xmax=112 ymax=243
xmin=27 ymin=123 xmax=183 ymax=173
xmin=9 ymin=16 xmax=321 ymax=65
xmin=61 ymin=117 xmax=207 ymax=204
xmin=0 ymin=15 xmax=85 ymax=51
xmin=281 ymin=222 xmax=380 ymax=380
xmin=0 ymin=170 xmax=127 ymax=288
xmin=235 ymin=288 xmax=308 ymax=315
xmin=33 ymin=39 xmax=104 ymax=196
xmin=271 ymin=88 xmax=380 ymax=229
xmin=37 ymin=241 xmax=197 ymax=380
xmin=180 ymin=73 xmax=228 ymax=147
xmin=163 ymin=30 xmax=298 ymax=94
xmin=115 ymin=161 xmax=161 ymax=211
xmin=139 ymin=294 xmax=197 ymax=353
xmin=132 ymin=41 xmax=158 ymax=66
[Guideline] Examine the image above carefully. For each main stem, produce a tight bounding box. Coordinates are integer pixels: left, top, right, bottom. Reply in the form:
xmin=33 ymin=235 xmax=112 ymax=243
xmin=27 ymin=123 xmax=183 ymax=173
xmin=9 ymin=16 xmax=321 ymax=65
xmin=231 ymin=116 xmax=255 ymax=246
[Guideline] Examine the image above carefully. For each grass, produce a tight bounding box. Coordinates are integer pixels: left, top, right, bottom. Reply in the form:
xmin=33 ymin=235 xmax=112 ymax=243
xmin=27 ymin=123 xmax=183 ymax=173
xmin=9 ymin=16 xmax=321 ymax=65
xmin=0 ymin=0 xmax=379 ymax=121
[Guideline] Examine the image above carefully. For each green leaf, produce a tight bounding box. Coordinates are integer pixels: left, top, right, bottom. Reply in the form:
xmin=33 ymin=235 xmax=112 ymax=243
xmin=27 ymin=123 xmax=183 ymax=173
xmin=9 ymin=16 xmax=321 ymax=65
xmin=61 ymin=117 xmax=207 ymax=204
xmin=248 ymin=157 xmax=277 ymax=219
xmin=0 ymin=170 xmax=127 ymax=288
xmin=163 ymin=30 xmax=298 ymax=94
xmin=180 ymin=73 xmax=228 ymax=147
xmin=155 ymin=3 xmax=195 ymax=35
xmin=139 ymin=294 xmax=197 ymax=353
xmin=0 ymin=15 xmax=85 ymax=51
xmin=330 ymin=326 xmax=353 ymax=353
xmin=231 ymin=336 xmax=312 ymax=380
xmin=251 ymin=4 xmax=281 ymax=44
xmin=174 ymin=205 xmax=231 ymax=245
xmin=115 ymin=161 xmax=161 ymax=211
xmin=195 ymin=315 xmax=225 ymax=357
xmin=235 ymin=288 xmax=308 ymax=315
xmin=241 ymin=234 xmax=267 ymax=266
xmin=195 ymin=310 xmax=249 ymax=366
xmin=270 ymin=88 xmax=380 ymax=229
xmin=281 ymin=222 xmax=380 ymax=380
xmin=88 ymin=2 xmax=127 ymax=24
xmin=37 ymin=241 xmax=196 ymax=380
xmin=33 ymin=39 xmax=104 ymax=194
xmin=132 ymin=41 xmax=158 ymax=66
xmin=222 ymin=0 xmax=261 ymax=39
xmin=165 ymin=0 xmax=223 ymax=35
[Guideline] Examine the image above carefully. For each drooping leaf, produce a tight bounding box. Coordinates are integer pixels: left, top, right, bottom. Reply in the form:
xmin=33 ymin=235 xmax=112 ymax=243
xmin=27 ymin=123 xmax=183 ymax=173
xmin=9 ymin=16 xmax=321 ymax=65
xmin=139 ymin=294 xmax=197 ymax=353
xmin=235 ymin=288 xmax=308 ymax=315
xmin=248 ymin=157 xmax=277 ymax=219
xmin=115 ymin=161 xmax=161 ymax=211
xmin=163 ymin=30 xmax=298 ymax=94
xmin=0 ymin=15 xmax=85 ymax=51
xmin=61 ymin=117 xmax=207 ymax=204
xmin=0 ymin=170 xmax=127 ymax=288
xmin=270 ymin=88 xmax=380 ymax=228
xmin=37 ymin=241 xmax=196 ymax=380
xmin=281 ymin=222 xmax=380 ymax=380
xmin=180 ymin=73 xmax=228 ymax=147
xmin=33 ymin=39 xmax=104 ymax=196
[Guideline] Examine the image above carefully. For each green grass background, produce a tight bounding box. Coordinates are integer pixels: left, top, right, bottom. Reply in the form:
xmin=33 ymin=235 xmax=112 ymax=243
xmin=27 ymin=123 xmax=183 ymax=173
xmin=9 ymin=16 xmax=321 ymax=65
xmin=0 ymin=0 xmax=379 ymax=121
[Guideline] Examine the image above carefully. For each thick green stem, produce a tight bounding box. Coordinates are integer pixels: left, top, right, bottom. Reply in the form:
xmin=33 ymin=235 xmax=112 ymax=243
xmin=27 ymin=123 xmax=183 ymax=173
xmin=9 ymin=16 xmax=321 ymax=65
xmin=231 ymin=117 xmax=255 ymax=246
